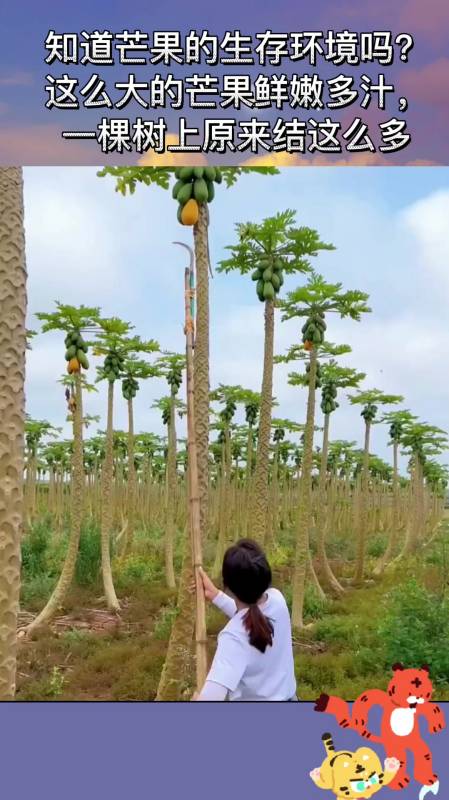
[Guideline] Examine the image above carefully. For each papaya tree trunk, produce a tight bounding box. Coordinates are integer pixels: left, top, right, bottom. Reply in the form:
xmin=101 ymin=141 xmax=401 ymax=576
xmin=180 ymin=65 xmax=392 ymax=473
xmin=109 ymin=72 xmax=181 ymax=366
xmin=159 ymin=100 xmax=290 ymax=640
xmin=193 ymin=204 xmax=210 ymax=542
xmin=185 ymin=257 xmax=208 ymax=690
xmin=100 ymin=381 xmax=120 ymax=611
xmin=156 ymin=530 xmax=195 ymax=700
xmin=353 ymin=420 xmax=371 ymax=585
xmin=122 ymin=397 xmax=136 ymax=557
xmin=0 ymin=167 xmax=27 ymax=697
xmin=164 ymin=384 xmax=177 ymax=589
xmin=26 ymin=372 xmax=85 ymax=633
xmin=292 ymin=346 xmax=319 ymax=630
xmin=374 ymin=439 xmax=399 ymax=574
xmin=315 ymin=413 xmax=345 ymax=595
xmin=249 ymin=300 xmax=274 ymax=544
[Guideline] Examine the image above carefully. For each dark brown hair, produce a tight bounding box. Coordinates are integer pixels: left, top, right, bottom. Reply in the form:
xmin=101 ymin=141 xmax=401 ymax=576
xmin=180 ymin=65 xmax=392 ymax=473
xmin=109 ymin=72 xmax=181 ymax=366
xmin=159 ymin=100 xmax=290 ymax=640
xmin=222 ymin=539 xmax=274 ymax=653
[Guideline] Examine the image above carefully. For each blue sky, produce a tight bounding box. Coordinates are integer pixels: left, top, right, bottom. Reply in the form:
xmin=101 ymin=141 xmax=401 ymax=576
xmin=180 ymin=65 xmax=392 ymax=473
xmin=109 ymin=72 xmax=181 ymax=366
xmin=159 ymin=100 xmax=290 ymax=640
xmin=23 ymin=166 xmax=449 ymax=472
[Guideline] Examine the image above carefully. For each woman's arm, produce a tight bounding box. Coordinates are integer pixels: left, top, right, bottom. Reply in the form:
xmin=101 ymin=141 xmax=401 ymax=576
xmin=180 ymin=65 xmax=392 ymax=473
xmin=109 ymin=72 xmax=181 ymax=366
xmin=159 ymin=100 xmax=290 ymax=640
xmin=197 ymin=568 xmax=237 ymax=618
xmin=212 ymin=590 xmax=237 ymax=618
xmin=195 ymin=681 xmax=229 ymax=701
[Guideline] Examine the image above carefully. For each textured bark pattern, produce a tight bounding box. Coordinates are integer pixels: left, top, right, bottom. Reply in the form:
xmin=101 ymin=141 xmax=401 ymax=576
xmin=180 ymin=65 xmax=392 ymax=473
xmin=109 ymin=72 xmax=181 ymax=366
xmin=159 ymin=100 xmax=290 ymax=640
xmin=0 ymin=168 xmax=26 ymax=698
xmin=374 ymin=441 xmax=399 ymax=574
xmin=193 ymin=205 xmax=210 ymax=542
xmin=164 ymin=387 xmax=177 ymax=588
xmin=353 ymin=421 xmax=371 ymax=584
xmin=123 ymin=397 xmax=136 ymax=557
xmin=26 ymin=373 xmax=84 ymax=633
xmin=315 ymin=413 xmax=344 ymax=595
xmin=156 ymin=534 xmax=195 ymax=700
xmin=101 ymin=382 xmax=120 ymax=611
xmin=249 ymin=300 xmax=274 ymax=544
xmin=292 ymin=347 xmax=317 ymax=630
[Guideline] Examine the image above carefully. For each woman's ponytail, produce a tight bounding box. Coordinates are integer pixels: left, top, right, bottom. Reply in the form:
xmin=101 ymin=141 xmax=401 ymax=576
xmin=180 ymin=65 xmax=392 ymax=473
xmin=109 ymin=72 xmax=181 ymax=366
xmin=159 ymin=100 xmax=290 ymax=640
xmin=243 ymin=604 xmax=274 ymax=653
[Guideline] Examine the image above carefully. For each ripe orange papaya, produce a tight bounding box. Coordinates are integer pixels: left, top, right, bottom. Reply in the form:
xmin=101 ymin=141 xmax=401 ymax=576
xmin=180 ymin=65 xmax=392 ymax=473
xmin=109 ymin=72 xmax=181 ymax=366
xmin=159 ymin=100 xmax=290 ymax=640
xmin=68 ymin=357 xmax=80 ymax=373
xmin=304 ymin=340 xmax=313 ymax=351
xmin=181 ymin=198 xmax=199 ymax=226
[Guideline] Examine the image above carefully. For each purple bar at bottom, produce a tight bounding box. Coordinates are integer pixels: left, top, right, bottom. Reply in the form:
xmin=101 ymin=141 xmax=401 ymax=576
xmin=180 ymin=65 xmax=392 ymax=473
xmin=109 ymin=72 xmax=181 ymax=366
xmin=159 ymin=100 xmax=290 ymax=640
xmin=1 ymin=702 xmax=447 ymax=799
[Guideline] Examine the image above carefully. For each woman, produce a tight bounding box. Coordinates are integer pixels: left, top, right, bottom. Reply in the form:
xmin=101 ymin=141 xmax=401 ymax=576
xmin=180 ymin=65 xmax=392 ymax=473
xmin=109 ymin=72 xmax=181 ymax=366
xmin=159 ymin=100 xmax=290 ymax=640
xmin=194 ymin=539 xmax=297 ymax=701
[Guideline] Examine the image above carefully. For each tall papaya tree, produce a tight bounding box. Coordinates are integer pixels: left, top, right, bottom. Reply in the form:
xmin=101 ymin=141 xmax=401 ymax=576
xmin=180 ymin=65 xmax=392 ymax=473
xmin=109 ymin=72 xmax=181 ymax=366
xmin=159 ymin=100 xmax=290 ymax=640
xmin=152 ymin=392 xmax=187 ymax=588
xmin=279 ymin=274 xmax=370 ymax=629
xmin=25 ymin=303 xmax=100 ymax=635
xmin=396 ymin=422 xmax=447 ymax=559
xmin=348 ymin=388 xmax=404 ymax=585
xmin=24 ymin=418 xmax=60 ymax=520
xmin=242 ymin=390 xmax=261 ymax=489
xmin=373 ymin=409 xmax=417 ymax=575
xmin=93 ymin=318 xmax=151 ymax=611
xmin=0 ymin=167 xmax=27 ymax=698
xmin=120 ymin=350 xmax=160 ymax=558
xmin=209 ymin=384 xmax=241 ymax=575
xmin=218 ymin=212 xmax=335 ymax=544
xmin=153 ymin=352 xmax=186 ymax=586
xmin=99 ymin=165 xmax=278 ymax=549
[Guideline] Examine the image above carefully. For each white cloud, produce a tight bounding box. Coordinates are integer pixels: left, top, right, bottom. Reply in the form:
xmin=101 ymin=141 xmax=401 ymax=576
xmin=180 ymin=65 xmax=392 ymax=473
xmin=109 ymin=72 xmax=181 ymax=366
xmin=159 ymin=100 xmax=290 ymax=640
xmin=400 ymin=190 xmax=449 ymax=293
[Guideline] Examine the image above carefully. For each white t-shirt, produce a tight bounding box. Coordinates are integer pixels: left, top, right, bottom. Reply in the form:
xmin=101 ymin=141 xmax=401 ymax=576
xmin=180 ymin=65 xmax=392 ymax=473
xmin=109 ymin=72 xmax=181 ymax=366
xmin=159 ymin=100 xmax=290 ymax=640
xmin=198 ymin=587 xmax=297 ymax=701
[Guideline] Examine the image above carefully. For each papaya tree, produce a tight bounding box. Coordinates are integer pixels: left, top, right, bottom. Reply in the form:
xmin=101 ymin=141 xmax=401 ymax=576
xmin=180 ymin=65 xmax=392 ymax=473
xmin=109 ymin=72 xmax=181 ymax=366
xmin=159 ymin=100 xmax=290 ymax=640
xmin=209 ymin=384 xmax=241 ymax=575
xmin=218 ymin=212 xmax=335 ymax=545
xmin=152 ymin=392 xmax=187 ymax=588
xmin=94 ymin=318 xmax=152 ymax=611
xmin=24 ymin=418 xmax=60 ymax=520
xmin=373 ymin=409 xmax=417 ymax=575
xmin=397 ymin=422 xmax=447 ymax=558
xmin=348 ymin=388 xmax=404 ymax=584
xmin=25 ymin=303 xmax=100 ymax=635
xmin=279 ymin=273 xmax=370 ymax=629
xmin=0 ymin=167 xmax=27 ymax=698
xmin=99 ymin=165 xmax=278 ymax=548
xmin=120 ymin=350 xmax=160 ymax=558
xmin=242 ymin=390 xmax=261 ymax=488
xmin=153 ymin=352 xmax=186 ymax=586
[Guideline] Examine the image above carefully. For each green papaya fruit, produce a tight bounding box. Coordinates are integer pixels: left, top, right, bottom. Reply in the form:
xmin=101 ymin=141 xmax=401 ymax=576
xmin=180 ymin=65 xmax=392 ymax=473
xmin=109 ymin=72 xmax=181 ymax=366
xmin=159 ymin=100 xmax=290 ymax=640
xmin=66 ymin=344 xmax=77 ymax=360
xmin=177 ymin=182 xmax=193 ymax=205
xmin=193 ymin=167 xmax=204 ymax=179
xmin=271 ymin=273 xmax=281 ymax=291
xmin=274 ymin=258 xmax=283 ymax=271
xmin=204 ymin=166 xmax=216 ymax=181
xmin=278 ymin=272 xmax=284 ymax=286
xmin=214 ymin=168 xmax=223 ymax=184
xmin=251 ymin=269 xmax=262 ymax=281
xmin=256 ymin=279 xmax=264 ymax=296
xmin=175 ymin=168 xmax=182 ymax=178
xmin=179 ymin=167 xmax=194 ymax=180
xmin=263 ymin=268 xmax=273 ymax=281
xmin=206 ymin=180 xmax=215 ymax=202
xmin=172 ymin=179 xmax=184 ymax=199
xmin=193 ymin=177 xmax=208 ymax=203
xmin=263 ymin=282 xmax=275 ymax=301
xmin=78 ymin=352 xmax=89 ymax=370
xmin=177 ymin=205 xmax=184 ymax=224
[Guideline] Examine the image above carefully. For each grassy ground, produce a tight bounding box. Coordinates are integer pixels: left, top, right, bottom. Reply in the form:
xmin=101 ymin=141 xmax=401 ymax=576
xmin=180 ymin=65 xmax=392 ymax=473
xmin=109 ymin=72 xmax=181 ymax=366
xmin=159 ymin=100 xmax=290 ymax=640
xmin=16 ymin=517 xmax=449 ymax=701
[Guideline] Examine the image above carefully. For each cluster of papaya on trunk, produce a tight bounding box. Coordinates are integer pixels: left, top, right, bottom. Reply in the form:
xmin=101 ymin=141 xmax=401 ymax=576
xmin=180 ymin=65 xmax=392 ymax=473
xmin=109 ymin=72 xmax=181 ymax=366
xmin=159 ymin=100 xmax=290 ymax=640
xmin=172 ymin=166 xmax=223 ymax=225
xmin=65 ymin=330 xmax=89 ymax=373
